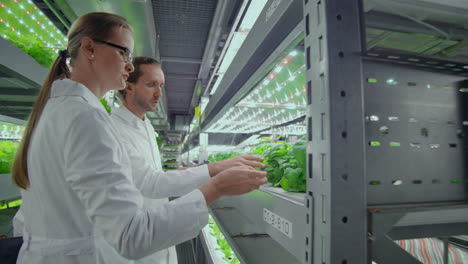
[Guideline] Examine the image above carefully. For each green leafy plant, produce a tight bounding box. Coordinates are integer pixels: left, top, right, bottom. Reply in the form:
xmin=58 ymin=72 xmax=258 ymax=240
xmin=156 ymin=136 xmax=163 ymax=148
xmin=206 ymin=137 xmax=307 ymax=192
xmin=261 ymin=141 xmax=293 ymax=185
xmin=0 ymin=0 xmax=67 ymax=67
xmin=258 ymin=137 xmax=273 ymax=143
xmin=208 ymin=150 xmax=244 ymax=163
xmin=3 ymin=31 xmax=58 ymax=67
xmin=100 ymin=98 xmax=111 ymax=113
xmin=251 ymin=143 xmax=273 ymax=156
xmin=0 ymin=140 xmax=19 ymax=174
xmin=281 ymin=138 xmax=306 ymax=192
xmin=208 ymin=216 xmax=240 ymax=264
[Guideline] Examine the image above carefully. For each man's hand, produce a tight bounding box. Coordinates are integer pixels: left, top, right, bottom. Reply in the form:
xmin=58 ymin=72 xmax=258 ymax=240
xmin=207 ymin=155 xmax=265 ymax=177
xmin=199 ymin=166 xmax=268 ymax=205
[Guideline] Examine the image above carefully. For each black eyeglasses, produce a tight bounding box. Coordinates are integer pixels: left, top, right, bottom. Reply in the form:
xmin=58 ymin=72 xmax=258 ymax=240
xmin=93 ymin=39 xmax=133 ymax=63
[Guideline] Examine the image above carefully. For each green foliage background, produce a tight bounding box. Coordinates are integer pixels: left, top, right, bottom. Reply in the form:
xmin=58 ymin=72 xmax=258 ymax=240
xmin=0 ymin=0 xmax=66 ymax=68
xmin=0 ymin=140 xmax=19 ymax=174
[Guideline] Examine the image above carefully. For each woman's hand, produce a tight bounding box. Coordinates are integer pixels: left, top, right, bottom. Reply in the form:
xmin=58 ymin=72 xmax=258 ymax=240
xmin=207 ymin=155 xmax=265 ymax=177
xmin=199 ymin=166 xmax=267 ymax=205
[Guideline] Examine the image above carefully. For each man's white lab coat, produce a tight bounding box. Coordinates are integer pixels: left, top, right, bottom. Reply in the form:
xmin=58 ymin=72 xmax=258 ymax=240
xmin=16 ymin=79 xmax=210 ymax=264
xmin=111 ymin=105 xmax=178 ymax=264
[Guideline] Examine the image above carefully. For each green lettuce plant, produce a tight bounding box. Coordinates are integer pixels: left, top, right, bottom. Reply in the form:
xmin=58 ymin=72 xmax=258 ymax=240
xmin=208 ymin=216 xmax=240 ymax=264
xmin=0 ymin=0 xmax=67 ymax=67
xmin=208 ymin=150 xmax=244 ymax=163
xmin=207 ymin=137 xmax=307 ymax=192
xmin=0 ymin=140 xmax=19 ymax=174
xmin=280 ymin=138 xmax=306 ymax=192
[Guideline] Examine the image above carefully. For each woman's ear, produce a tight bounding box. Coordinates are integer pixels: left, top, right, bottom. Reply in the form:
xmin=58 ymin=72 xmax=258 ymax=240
xmin=80 ymin=37 xmax=96 ymax=60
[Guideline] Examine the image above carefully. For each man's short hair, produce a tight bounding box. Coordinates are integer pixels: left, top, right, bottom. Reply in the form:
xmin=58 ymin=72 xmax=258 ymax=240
xmin=119 ymin=56 xmax=161 ymax=98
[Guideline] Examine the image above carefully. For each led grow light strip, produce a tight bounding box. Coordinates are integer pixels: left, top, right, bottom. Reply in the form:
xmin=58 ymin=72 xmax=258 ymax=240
xmin=0 ymin=199 xmax=21 ymax=210
xmin=0 ymin=0 xmax=67 ymax=67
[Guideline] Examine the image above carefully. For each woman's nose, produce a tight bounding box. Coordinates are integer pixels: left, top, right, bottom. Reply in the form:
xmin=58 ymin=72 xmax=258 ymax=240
xmin=126 ymin=62 xmax=134 ymax=73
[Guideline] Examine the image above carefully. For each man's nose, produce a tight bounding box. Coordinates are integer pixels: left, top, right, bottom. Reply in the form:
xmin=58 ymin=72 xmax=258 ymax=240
xmin=155 ymin=87 xmax=162 ymax=97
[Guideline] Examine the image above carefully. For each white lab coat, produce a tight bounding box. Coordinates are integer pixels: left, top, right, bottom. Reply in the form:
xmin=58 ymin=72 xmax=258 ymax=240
xmin=16 ymin=79 xmax=210 ymax=264
xmin=111 ymin=106 xmax=177 ymax=264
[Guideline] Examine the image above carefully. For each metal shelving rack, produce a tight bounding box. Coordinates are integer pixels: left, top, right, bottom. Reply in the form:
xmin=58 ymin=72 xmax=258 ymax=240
xmin=0 ymin=35 xmax=41 ymax=206
xmin=0 ymin=129 xmax=22 ymax=205
xmin=0 ymin=30 xmax=43 ymax=240
xmin=305 ymin=1 xmax=367 ymax=263
xmin=160 ymin=144 xmax=182 ymax=170
xmin=201 ymin=0 xmax=310 ymax=263
xmin=199 ymin=0 xmax=468 ymax=263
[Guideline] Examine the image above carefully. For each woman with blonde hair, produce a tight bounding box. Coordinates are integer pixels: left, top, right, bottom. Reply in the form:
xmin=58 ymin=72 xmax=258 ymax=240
xmin=12 ymin=12 xmax=266 ymax=264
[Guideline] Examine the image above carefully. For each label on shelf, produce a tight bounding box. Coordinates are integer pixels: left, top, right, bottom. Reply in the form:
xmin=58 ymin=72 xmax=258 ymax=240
xmin=263 ymin=208 xmax=292 ymax=238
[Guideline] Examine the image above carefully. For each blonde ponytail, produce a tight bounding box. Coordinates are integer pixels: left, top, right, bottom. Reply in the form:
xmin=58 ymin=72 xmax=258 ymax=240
xmin=12 ymin=53 xmax=70 ymax=189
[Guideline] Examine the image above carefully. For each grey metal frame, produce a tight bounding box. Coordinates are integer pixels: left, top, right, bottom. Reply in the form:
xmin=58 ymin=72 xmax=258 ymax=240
xmin=0 ymin=37 xmax=47 ymax=86
xmin=0 ymin=174 xmax=20 ymax=203
xmin=303 ymin=0 xmax=367 ymax=263
xmin=0 ymin=115 xmax=26 ymax=126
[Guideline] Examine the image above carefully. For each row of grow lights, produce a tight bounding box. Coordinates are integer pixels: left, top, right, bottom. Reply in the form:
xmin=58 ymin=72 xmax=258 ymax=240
xmin=0 ymin=0 xmax=67 ymax=67
xmin=0 ymin=121 xmax=24 ymax=140
xmin=207 ymin=44 xmax=306 ymax=134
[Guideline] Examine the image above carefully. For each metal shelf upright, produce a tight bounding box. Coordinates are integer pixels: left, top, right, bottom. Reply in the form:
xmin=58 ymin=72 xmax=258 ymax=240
xmin=304 ymin=0 xmax=367 ymax=263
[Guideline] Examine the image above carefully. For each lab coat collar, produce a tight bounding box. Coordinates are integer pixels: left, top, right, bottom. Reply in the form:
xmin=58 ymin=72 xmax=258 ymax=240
xmin=50 ymin=79 xmax=107 ymax=113
xmin=113 ymin=105 xmax=148 ymax=128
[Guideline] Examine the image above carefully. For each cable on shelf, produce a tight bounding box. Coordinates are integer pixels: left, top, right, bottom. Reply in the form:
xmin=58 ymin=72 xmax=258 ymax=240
xmin=231 ymin=233 xmax=269 ymax=238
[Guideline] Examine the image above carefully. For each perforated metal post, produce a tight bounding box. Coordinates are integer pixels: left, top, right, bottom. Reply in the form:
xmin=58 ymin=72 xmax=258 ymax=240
xmin=303 ymin=0 xmax=367 ymax=263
